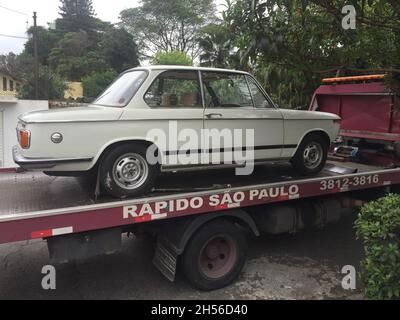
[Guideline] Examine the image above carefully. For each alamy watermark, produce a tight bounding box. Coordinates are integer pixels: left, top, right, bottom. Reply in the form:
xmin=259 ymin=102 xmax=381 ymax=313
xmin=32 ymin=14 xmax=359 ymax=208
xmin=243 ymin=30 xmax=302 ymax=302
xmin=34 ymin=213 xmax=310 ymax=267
xmin=342 ymin=5 xmax=356 ymax=30
xmin=41 ymin=265 xmax=56 ymax=290
xmin=145 ymin=121 xmax=256 ymax=175
xmin=341 ymin=265 xmax=357 ymax=290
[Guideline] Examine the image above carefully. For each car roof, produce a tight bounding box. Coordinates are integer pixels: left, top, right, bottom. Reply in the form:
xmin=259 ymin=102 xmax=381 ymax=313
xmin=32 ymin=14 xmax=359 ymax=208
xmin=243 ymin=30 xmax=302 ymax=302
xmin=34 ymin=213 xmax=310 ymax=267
xmin=127 ymin=65 xmax=250 ymax=75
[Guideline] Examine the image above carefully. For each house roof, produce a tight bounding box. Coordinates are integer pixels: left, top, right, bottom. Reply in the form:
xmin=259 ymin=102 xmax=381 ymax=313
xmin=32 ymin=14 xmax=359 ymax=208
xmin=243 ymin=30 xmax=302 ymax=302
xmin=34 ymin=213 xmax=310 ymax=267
xmin=0 ymin=68 xmax=23 ymax=82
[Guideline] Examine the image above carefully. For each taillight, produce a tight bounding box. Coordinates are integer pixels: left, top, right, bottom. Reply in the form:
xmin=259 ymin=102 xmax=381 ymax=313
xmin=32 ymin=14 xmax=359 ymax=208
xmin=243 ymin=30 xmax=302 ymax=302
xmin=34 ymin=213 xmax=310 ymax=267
xmin=334 ymin=119 xmax=342 ymax=125
xmin=19 ymin=130 xmax=31 ymax=149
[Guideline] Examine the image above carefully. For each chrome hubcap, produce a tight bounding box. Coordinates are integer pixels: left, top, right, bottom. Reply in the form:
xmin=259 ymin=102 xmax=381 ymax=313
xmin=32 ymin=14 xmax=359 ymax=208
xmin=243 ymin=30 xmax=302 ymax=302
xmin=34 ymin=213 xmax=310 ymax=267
xmin=112 ymin=153 xmax=149 ymax=190
xmin=303 ymin=142 xmax=323 ymax=170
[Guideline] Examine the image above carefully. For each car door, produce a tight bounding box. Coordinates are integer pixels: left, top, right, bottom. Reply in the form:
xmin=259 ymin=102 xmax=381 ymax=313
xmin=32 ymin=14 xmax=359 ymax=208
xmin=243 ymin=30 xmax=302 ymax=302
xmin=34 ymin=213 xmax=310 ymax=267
xmin=142 ymin=69 xmax=205 ymax=167
xmin=201 ymin=71 xmax=284 ymax=164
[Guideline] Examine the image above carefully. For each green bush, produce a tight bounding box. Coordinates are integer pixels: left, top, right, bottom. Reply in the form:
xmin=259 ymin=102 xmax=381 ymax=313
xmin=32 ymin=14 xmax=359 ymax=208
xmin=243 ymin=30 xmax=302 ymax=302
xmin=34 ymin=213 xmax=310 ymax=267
xmin=151 ymin=51 xmax=193 ymax=66
xmin=18 ymin=66 xmax=67 ymax=100
xmin=355 ymin=194 xmax=400 ymax=299
xmin=82 ymin=69 xmax=118 ymax=99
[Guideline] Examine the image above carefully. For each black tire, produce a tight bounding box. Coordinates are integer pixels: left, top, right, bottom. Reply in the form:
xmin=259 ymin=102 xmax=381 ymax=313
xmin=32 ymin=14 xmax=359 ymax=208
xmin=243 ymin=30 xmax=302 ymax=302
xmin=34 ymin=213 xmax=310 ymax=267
xmin=99 ymin=143 xmax=159 ymax=198
xmin=181 ymin=220 xmax=248 ymax=291
xmin=291 ymin=133 xmax=328 ymax=176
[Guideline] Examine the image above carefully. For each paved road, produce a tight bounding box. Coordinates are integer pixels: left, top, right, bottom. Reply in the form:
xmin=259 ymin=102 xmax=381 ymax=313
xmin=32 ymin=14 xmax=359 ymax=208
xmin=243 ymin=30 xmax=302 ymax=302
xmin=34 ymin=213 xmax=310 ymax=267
xmin=0 ymin=213 xmax=363 ymax=300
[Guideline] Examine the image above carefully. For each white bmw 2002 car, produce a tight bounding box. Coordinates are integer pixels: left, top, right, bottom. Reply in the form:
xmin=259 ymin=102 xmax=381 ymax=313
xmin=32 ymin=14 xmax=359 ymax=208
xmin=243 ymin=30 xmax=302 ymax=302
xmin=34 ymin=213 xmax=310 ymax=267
xmin=14 ymin=66 xmax=340 ymax=198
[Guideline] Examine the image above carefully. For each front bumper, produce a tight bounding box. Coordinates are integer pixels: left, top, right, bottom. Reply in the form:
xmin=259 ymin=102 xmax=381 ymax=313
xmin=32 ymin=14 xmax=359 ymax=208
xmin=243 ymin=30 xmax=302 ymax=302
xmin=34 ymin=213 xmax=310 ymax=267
xmin=13 ymin=146 xmax=93 ymax=170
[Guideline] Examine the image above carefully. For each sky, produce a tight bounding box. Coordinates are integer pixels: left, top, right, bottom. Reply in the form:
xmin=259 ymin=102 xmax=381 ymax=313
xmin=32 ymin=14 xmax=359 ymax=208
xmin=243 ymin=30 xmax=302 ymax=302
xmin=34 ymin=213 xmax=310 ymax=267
xmin=0 ymin=0 xmax=226 ymax=55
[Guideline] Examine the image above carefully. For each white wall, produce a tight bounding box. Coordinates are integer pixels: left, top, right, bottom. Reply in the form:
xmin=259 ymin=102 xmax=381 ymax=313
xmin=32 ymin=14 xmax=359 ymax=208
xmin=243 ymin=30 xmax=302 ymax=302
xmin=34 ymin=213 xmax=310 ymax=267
xmin=0 ymin=100 xmax=48 ymax=168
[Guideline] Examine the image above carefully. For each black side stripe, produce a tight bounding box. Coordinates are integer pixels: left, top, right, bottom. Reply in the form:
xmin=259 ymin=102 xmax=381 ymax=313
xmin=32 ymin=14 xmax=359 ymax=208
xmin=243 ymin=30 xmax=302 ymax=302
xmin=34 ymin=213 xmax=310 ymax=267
xmin=163 ymin=145 xmax=298 ymax=156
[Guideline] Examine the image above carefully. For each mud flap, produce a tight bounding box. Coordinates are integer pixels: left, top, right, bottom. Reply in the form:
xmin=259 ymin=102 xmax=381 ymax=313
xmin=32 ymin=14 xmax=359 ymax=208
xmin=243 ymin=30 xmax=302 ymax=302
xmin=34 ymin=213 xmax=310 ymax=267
xmin=152 ymin=238 xmax=179 ymax=282
xmin=151 ymin=210 xmax=259 ymax=282
xmin=94 ymin=167 xmax=101 ymax=200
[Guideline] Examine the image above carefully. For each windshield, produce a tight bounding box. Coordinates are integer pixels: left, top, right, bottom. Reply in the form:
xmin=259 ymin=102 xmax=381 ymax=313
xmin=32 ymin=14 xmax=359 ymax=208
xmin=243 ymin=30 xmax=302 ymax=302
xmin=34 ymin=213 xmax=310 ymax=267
xmin=93 ymin=70 xmax=147 ymax=107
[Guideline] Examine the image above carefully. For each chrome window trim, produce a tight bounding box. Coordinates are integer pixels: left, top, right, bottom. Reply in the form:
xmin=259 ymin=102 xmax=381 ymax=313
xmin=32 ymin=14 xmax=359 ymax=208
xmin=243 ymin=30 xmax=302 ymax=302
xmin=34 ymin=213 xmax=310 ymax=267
xmin=143 ymin=69 xmax=204 ymax=109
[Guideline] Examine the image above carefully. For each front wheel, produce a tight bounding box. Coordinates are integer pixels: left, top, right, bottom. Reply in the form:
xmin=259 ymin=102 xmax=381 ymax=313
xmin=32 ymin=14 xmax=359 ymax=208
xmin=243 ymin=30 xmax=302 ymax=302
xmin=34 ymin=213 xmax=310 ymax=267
xmin=291 ymin=134 xmax=328 ymax=176
xmin=99 ymin=144 xmax=159 ymax=198
xmin=181 ymin=220 xmax=248 ymax=291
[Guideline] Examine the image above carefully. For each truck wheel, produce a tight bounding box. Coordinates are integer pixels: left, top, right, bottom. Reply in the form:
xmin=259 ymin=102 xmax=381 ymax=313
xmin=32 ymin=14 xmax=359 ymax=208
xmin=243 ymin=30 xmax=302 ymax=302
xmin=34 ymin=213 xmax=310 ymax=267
xmin=291 ymin=134 xmax=328 ymax=176
xmin=99 ymin=144 xmax=159 ymax=198
xmin=181 ymin=220 xmax=248 ymax=291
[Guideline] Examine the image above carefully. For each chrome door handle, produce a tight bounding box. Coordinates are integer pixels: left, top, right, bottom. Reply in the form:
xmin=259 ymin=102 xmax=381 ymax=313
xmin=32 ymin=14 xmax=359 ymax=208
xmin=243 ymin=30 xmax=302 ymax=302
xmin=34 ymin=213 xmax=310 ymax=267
xmin=205 ymin=113 xmax=223 ymax=119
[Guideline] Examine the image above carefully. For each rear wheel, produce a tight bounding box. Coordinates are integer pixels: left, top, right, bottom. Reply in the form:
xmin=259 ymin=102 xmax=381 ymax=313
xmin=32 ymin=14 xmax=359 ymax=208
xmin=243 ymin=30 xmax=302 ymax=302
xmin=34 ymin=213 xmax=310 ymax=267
xmin=181 ymin=220 xmax=248 ymax=291
xmin=99 ymin=144 xmax=159 ymax=198
xmin=291 ymin=134 xmax=328 ymax=176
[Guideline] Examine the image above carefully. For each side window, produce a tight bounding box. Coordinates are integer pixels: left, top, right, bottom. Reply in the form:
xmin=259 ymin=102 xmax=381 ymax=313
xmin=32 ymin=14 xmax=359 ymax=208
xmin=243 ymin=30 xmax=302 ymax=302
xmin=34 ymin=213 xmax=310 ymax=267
xmin=202 ymin=72 xmax=253 ymax=108
xmin=247 ymin=76 xmax=274 ymax=108
xmin=144 ymin=71 xmax=202 ymax=108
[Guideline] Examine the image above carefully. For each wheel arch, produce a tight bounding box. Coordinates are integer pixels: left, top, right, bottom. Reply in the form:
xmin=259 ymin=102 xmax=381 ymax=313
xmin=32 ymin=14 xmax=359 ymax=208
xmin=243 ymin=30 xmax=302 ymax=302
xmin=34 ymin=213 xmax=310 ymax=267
xmin=90 ymin=138 xmax=163 ymax=171
xmin=157 ymin=209 xmax=260 ymax=257
xmin=292 ymin=129 xmax=331 ymax=156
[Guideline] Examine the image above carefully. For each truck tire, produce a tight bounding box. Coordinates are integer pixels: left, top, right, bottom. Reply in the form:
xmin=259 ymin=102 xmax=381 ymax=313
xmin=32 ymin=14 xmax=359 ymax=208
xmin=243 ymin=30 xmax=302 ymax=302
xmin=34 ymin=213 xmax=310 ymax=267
xmin=181 ymin=219 xmax=248 ymax=291
xmin=99 ymin=143 xmax=159 ymax=198
xmin=291 ymin=134 xmax=328 ymax=176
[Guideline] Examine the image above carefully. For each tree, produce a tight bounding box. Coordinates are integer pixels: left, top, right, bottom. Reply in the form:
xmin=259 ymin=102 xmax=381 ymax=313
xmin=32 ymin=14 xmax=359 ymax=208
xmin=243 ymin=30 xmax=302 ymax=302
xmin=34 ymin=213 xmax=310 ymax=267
xmin=7 ymin=0 xmax=141 ymax=99
xmin=56 ymin=0 xmax=97 ymax=33
xmin=119 ymin=0 xmax=217 ymax=59
xmin=59 ymin=0 xmax=94 ymax=16
xmin=18 ymin=65 xmax=67 ymax=100
xmin=82 ymin=69 xmax=118 ymax=99
xmin=99 ymin=28 xmax=140 ymax=73
xmin=43 ymin=1 xmax=140 ymax=82
xmin=49 ymin=31 xmax=108 ymax=80
xmin=1 ymin=52 xmax=66 ymax=100
xmin=217 ymin=0 xmax=400 ymax=109
xmin=151 ymin=51 xmax=193 ymax=66
xmin=0 ymin=52 xmax=25 ymax=79
xmin=24 ymin=27 xmax=61 ymax=66
xmin=198 ymin=23 xmax=239 ymax=68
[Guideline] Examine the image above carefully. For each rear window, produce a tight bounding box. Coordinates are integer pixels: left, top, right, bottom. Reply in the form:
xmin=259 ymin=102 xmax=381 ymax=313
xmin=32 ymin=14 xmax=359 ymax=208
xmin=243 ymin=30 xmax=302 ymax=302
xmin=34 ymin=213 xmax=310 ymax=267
xmin=93 ymin=71 xmax=147 ymax=107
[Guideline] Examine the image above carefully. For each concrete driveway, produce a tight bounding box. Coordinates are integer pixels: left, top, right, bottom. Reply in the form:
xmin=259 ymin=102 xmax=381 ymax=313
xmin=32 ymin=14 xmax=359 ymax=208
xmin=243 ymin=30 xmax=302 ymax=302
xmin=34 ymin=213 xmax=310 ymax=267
xmin=0 ymin=213 xmax=364 ymax=300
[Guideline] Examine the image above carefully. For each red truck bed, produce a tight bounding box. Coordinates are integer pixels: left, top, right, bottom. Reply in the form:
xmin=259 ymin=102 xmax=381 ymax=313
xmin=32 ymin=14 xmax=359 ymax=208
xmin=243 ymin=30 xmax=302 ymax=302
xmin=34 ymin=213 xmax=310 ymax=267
xmin=1 ymin=161 xmax=399 ymax=245
xmin=309 ymin=80 xmax=398 ymax=143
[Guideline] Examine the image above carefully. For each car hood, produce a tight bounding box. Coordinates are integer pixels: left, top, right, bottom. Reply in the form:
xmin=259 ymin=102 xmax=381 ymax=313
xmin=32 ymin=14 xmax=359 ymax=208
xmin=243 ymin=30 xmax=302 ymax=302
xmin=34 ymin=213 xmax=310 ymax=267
xmin=280 ymin=109 xmax=341 ymax=120
xmin=18 ymin=105 xmax=124 ymax=124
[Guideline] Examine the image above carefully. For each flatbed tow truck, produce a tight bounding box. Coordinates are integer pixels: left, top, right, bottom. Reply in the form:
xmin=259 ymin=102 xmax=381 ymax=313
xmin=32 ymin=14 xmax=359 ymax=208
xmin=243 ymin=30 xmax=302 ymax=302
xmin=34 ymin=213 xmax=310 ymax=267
xmin=0 ymin=160 xmax=399 ymax=290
